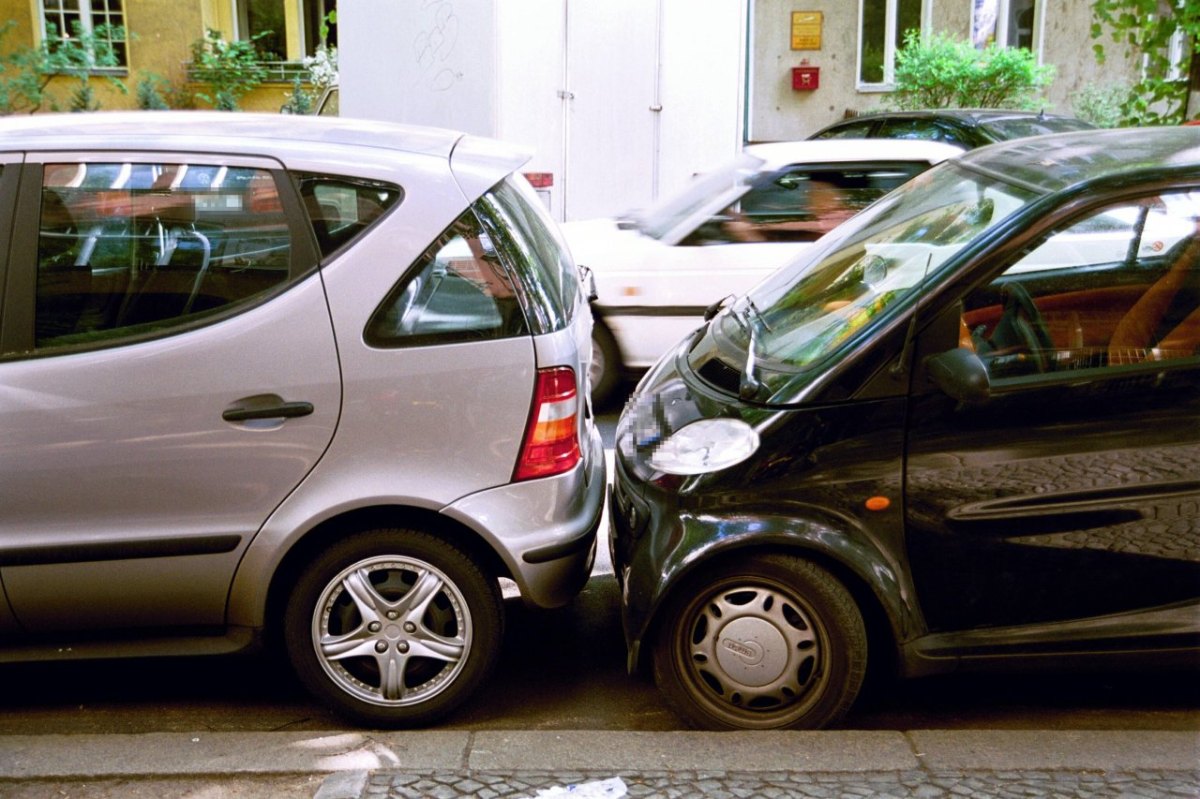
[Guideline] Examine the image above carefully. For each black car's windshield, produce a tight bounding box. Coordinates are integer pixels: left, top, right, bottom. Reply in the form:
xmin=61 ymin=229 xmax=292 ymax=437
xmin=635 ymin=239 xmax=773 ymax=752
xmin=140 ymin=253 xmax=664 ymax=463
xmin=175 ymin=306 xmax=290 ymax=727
xmin=704 ymin=162 xmax=1038 ymax=399
xmin=634 ymin=152 xmax=766 ymax=240
xmin=977 ymin=115 xmax=1095 ymax=143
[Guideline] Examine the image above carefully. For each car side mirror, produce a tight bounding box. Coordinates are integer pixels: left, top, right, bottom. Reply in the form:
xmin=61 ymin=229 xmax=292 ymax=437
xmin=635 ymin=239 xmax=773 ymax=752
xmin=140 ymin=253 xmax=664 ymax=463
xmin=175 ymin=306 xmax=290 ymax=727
xmin=926 ymin=347 xmax=991 ymax=404
xmin=578 ymin=264 xmax=598 ymax=302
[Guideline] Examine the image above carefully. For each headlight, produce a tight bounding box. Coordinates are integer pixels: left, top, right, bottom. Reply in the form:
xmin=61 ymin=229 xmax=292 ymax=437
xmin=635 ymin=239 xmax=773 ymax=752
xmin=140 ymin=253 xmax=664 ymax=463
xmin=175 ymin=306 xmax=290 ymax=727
xmin=648 ymin=418 xmax=759 ymax=476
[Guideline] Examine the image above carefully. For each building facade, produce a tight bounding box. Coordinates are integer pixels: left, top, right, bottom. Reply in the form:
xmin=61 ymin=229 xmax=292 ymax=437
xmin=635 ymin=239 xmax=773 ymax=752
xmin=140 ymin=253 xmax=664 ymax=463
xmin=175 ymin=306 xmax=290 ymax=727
xmin=747 ymin=0 xmax=1158 ymax=142
xmin=0 ymin=0 xmax=335 ymax=112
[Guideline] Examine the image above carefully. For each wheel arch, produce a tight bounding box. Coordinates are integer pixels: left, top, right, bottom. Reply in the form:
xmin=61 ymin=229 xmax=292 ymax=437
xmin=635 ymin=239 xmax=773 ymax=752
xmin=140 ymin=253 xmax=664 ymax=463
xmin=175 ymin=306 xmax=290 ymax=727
xmin=633 ymin=518 xmax=911 ymax=681
xmin=258 ymin=503 xmax=511 ymax=652
xmin=588 ymin=311 xmax=625 ymax=407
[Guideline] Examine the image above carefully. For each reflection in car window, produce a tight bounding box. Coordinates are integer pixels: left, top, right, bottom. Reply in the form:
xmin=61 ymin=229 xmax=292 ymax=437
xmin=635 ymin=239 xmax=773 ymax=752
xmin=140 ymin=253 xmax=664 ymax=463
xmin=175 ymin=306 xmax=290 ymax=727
xmin=705 ymin=163 xmax=1035 ymax=399
xmin=964 ymin=193 xmax=1199 ymax=377
xmin=475 ymin=176 xmax=578 ymax=333
xmin=636 ymin=152 xmax=766 ymax=241
xmin=296 ymin=173 xmax=402 ymax=259
xmin=35 ymin=161 xmax=293 ymax=349
xmin=697 ymin=164 xmax=932 ymax=245
xmin=365 ymin=207 xmax=528 ymax=348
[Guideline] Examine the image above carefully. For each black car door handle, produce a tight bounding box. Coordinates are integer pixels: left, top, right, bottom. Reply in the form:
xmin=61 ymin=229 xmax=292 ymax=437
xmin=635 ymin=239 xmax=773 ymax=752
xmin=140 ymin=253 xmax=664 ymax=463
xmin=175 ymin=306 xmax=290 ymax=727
xmin=222 ymin=394 xmax=315 ymax=422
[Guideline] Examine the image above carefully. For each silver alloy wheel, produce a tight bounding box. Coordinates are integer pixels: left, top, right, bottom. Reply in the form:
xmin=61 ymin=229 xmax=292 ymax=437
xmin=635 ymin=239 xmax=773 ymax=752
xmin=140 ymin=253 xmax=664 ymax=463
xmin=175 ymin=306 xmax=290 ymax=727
xmin=312 ymin=555 xmax=472 ymax=708
xmin=682 ymin=583 xmax=827 ymax=717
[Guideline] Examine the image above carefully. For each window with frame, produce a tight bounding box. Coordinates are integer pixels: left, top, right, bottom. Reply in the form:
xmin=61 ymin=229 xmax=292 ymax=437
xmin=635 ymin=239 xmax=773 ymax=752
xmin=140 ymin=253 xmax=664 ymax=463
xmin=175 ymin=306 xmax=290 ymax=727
xmin=971 ymin=0 xmax=1039 ymax=51
xmin=234 ymin=0 xmax=337 ymax=60
xmin=36 ymin=161 xmax=293 ymax=349
xmin=962 ymin=192 xmax=1199 ymax=379
xmin=365 ymin=208 xmax=528 ymax=348
xmin=296 ymin=173 xmax=402 ymax=259
xmin=41 ymin=0 xmax=128 ymax=69
xmin=858 ymin=0 xmax=923 ymax=87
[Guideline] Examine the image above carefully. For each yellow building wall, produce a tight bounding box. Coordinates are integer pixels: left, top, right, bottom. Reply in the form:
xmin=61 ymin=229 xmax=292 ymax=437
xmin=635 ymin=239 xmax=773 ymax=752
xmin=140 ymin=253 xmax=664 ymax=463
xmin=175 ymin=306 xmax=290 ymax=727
xmin=2 ymin=0 xmax=310 ymax=112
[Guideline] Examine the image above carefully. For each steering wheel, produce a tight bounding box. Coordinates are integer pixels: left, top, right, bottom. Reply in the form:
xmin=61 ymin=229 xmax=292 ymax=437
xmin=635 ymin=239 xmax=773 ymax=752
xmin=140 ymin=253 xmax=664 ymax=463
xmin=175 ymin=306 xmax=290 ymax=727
xmin=994 ymin=282 xmax=1053 ymax=372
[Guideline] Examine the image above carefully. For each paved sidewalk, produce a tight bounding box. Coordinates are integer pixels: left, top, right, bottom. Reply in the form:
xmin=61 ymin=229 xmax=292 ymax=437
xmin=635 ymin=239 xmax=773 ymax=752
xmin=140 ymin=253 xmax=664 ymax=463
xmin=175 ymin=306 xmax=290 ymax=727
xmin=1 ymin=729 xmax=1197 ymax=798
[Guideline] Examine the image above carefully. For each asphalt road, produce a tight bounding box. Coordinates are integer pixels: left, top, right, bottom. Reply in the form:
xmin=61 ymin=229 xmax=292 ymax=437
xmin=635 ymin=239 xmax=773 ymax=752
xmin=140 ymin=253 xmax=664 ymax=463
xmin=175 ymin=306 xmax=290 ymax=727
xmin=0 ymin=397 xmax=1196 ymax=736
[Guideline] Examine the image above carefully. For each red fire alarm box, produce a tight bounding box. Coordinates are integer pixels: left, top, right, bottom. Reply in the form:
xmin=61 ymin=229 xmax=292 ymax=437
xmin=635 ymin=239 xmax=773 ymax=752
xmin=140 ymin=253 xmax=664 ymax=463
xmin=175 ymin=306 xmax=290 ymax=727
xmin=792 ymin=65 xmax=820 ymax=91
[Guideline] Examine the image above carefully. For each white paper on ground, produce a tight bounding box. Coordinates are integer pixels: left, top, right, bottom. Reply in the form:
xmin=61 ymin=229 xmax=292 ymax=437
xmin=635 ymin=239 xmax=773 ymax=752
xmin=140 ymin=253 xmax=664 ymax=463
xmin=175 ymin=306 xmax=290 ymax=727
xmin=532 ymin=776 xmax=628 ymax=798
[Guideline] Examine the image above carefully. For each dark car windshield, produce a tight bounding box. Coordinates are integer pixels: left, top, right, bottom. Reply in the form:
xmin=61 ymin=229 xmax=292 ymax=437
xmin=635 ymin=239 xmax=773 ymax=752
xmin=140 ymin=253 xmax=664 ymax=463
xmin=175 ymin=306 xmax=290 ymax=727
xmin=977 ymin=115 xmax=1095 ymax=143
xmin=700 ymin=162 xmax=1038 ymax=401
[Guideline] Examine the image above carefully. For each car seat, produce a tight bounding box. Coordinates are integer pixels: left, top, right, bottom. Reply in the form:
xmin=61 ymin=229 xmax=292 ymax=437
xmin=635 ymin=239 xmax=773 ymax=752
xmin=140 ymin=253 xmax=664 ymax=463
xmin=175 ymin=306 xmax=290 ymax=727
xmin=1108 ymin=225 xmax=1199 ymax=364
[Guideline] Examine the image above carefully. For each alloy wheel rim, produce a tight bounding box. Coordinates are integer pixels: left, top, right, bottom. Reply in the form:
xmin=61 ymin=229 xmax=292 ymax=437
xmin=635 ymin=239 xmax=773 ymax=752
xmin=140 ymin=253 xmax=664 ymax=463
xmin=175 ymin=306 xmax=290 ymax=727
xmin=312 ymin=555 xmax=472 ymax=708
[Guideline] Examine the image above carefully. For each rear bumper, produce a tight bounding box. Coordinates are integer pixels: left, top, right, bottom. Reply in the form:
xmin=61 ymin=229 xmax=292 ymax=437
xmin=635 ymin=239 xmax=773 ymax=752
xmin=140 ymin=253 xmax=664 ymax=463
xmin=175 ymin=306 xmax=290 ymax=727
xmin=443 ymin=423 xmax=606 ymax=608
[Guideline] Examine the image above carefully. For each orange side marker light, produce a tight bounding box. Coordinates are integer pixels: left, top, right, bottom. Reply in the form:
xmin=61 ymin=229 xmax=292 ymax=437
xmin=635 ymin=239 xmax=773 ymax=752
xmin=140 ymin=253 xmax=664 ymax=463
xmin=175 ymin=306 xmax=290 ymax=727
xmin=865 ymin=496 xmax=891 ymax=512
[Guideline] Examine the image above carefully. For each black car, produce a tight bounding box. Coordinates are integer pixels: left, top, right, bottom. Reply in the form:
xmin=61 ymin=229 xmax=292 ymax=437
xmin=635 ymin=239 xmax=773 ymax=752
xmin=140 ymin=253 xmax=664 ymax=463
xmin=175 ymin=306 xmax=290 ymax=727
xmin=610 ymin=127 xmax=1200 ymax=730
xmin=809 ymin=108 xmax=1095 ymax=149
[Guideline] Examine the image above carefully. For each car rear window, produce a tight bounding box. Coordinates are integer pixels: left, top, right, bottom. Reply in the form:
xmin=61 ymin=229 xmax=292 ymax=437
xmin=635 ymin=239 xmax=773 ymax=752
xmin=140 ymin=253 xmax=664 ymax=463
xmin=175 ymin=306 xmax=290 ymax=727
xmin=474 ymin=177 xmax=579 ymax=334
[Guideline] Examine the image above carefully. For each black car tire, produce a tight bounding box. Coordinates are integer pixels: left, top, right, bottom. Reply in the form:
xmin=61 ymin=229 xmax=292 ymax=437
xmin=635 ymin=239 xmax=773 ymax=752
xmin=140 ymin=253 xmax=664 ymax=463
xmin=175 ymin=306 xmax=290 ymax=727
xmin=589 ymin=319 xmax=622 ymax=408
xmin=652 ymin=553 xmax=867 ymax=730
xmin=284 ymin=528 xmax=503 ymax=727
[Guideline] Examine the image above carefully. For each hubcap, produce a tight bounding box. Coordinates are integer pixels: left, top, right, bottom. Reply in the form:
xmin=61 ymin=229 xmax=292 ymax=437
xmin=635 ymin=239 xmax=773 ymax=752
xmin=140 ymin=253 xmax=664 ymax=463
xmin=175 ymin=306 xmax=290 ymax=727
xmin=312 ymin=555 xmax=471 ymax=708
xmin=682 ymin=584 xmax=824 ymax=717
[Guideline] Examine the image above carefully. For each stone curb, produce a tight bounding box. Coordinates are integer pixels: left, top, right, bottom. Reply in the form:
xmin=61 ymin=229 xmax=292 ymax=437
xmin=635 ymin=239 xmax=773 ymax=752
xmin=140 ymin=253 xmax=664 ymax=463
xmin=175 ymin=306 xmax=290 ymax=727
xmin=0 ymin=730 xmax=1196 ymax=781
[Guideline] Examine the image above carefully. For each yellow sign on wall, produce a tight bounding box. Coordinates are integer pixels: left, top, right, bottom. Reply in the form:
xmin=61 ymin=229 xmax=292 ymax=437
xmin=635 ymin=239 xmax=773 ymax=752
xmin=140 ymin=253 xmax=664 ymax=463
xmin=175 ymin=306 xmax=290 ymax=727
xmin=791 ymin=11 xmax=822 ymax=51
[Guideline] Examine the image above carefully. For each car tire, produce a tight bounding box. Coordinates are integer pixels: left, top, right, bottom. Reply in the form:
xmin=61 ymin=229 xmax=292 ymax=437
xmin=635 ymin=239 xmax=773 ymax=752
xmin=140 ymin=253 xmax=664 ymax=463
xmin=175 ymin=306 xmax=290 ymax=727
xmin=589 ymin=320 xmax=622 ymax=409
xmin=284 ymin=528 xmax=503 ymax=727
xmin=652 ymin=554 xmax=867 ymax=730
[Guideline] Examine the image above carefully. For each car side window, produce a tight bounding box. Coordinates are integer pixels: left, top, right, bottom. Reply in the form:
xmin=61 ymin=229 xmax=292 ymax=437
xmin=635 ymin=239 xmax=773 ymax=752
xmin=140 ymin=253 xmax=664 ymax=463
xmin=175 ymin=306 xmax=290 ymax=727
xmin=688 ymin=164 xmax=931 ymax=246
xmin=35 ymin=161 xmax=293 ymax=350
xmin=813 ymin=121 xmax=875 ymax=139
xmin=962 ymin=192 xmax=1199 ymax=379
xmin=296 ymin=173 xmax=402 ymax=259
xmin=365 ymin=207 xmax=528 ymax=348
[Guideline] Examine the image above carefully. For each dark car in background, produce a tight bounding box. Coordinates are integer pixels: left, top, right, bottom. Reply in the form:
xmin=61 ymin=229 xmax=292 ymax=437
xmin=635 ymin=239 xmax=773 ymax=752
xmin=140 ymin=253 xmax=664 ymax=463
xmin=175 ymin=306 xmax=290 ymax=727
xmin=809 ymin=108 xmax=1095 ymax=149
xmin=610 ymin=127 xmax=1199 ymax=730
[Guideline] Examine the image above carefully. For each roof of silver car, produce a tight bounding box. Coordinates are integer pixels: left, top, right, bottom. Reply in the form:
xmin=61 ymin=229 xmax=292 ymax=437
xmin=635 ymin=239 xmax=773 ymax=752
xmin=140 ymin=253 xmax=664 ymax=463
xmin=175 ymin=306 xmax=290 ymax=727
xmin=0 ymin=111 xmax=471 ymax=158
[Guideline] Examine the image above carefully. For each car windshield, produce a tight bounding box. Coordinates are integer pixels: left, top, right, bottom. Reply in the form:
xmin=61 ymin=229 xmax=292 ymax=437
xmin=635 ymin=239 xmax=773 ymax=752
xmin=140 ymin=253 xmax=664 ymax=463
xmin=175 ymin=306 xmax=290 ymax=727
xmin=706 ymin=162 xmax=1038 ymax=400
xmin=634 ymin=152 xmax=766 ymax=240
xmin=977 ymin=115 xmax=1094 ymax=142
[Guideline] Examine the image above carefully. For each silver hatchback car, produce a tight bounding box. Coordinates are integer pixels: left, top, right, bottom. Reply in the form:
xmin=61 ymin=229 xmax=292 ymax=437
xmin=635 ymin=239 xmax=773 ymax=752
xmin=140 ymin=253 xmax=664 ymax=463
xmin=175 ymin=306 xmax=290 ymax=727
xmin=0 ymin=112 xmax=606 ymax=726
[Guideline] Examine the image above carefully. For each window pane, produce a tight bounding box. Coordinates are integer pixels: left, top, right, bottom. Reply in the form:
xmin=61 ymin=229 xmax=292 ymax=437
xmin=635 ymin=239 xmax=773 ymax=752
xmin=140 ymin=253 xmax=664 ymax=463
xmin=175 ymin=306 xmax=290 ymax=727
xmin=36 ymin=162 xmax=292 ymax=349
xmin=239 ymin=0 xmax=286 ymax=59
xmin=1005 ymin=0 xmax=1036 ymax=49
xmin=475 ymin=177 xmax=578 ymax=333
xmin=43 ymin=0 xmax=82 ymax=41
xmin=859 ymin=0 xmax=886 ymax=84
xmin=365 ymin=210 xmax=527 ymax=347
xmin=297 ymin=173 xmax=402 ymax=258
xmin=964 ymin=193 xmax=1199 ymax=377
xmin=896 ymin=0 xmax=922 ymax=50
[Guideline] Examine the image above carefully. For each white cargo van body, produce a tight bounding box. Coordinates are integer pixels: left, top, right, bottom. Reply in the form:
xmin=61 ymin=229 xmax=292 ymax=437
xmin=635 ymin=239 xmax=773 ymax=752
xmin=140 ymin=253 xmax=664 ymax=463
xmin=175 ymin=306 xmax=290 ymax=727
xmin=338 ymin=0 xmax=747 ymax=221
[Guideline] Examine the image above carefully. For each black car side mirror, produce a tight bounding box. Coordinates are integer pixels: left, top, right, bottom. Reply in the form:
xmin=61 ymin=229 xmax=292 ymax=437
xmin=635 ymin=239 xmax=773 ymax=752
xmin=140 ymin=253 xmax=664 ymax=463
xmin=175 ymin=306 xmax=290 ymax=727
xmin=926 ymin=347 xmax=991 ymax=404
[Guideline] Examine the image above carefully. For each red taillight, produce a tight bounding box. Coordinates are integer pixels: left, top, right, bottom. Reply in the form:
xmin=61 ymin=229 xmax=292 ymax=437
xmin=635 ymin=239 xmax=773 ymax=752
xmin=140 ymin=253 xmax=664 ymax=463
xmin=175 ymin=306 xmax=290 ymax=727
xmin=514 ymin=367 xmax=581 ymax=481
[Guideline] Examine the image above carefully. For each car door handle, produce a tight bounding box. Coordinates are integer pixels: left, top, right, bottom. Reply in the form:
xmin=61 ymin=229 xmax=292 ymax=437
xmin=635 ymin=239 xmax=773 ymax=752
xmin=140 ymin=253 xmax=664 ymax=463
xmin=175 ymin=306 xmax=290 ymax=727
xmin=222 ymin=394 xmax=314 ymax=422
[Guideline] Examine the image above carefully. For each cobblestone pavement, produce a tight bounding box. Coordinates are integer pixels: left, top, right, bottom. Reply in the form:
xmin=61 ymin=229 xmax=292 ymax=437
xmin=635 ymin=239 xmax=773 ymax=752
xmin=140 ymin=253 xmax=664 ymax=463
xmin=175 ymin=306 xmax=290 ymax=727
xmin=344 ymin=768 xmax=1200 ymax=798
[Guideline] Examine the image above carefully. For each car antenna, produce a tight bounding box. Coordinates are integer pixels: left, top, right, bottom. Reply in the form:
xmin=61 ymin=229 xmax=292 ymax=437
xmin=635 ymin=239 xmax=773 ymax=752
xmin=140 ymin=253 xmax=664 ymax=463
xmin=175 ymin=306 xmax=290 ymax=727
xmin=890 ymin=253 xmax=934 ymax=377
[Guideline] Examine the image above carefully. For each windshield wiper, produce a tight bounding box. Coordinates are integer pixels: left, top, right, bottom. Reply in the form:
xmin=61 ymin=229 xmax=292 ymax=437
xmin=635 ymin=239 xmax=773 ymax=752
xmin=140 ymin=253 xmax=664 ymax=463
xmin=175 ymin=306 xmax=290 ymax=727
xmin=732 ymin=299 xmax=767 ymax=402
